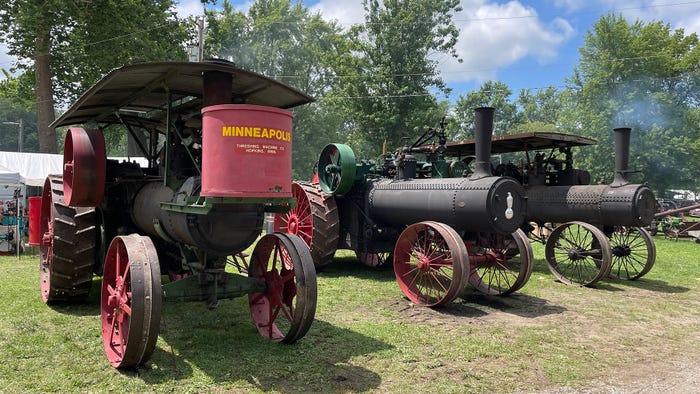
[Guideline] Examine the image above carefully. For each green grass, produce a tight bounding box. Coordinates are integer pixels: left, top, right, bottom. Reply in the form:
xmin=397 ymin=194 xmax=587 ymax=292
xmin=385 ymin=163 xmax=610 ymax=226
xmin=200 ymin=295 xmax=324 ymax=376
xmin=1 ymin=236 xmax=700 ymax=393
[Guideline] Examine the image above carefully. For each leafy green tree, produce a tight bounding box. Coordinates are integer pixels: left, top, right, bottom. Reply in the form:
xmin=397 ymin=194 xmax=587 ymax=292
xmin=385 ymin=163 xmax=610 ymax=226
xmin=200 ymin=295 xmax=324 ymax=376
xmin=451 ymin=80 xmax=520 ymax=139
xmin=331 ymin=0 xmax=462 ymax=157
xmin=0 ymin=0 xmax=189 ymax=153
xmin=562 ymin=13 xmax=700 ymax=194
xmin=0 ymin=72 xmax=38 ymax=152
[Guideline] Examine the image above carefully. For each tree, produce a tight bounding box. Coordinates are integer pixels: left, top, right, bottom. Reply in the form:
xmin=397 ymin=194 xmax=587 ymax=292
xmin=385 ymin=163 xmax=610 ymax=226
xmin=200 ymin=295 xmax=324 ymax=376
xmin=331 ymin=0 xmax=462 ymax=157
xmin=451 ymin=80 xmax=520 ymax=139
xmin=562 ymin=13 xmax=700 ymax=193
xmin=0 ymin=0 xmax=189 ymax=153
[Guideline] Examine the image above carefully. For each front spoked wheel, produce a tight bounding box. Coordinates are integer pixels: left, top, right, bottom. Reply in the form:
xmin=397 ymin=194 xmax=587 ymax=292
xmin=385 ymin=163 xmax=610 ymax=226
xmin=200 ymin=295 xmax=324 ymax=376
xmin=101 ymin=234 xmax=162 ymax=368
xmin=393 ymin=221 xmax=469 ymax=307
xmin=248 ymin=233 xmax=317 ymax=343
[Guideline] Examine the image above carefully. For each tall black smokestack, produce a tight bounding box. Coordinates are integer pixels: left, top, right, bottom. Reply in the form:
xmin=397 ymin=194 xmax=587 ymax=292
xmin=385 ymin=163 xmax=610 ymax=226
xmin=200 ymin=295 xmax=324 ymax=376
xmin=471 ymin=107 xmax=495 ymax=179
xmin=203 ymin=71 xmax=233 ymax=107
xmin=611 ymin=127 xmax=631 ymax=187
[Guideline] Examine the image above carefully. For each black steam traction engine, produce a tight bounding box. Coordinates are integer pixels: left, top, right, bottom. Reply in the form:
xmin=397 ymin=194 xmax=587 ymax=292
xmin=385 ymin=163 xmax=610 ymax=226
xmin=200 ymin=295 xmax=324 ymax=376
xmin=276 ymin=108 xmax=534 ymax=307
xmin=434 ymin=126 xmax=657 ymax=286
xmin=37 ymin=61 xmax=318 ymax=368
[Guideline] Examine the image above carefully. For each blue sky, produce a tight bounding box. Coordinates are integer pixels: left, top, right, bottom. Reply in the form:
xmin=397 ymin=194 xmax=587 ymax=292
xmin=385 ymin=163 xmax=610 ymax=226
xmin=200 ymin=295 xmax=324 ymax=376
xmin=3 ymin=0 xmax=700 ymax=101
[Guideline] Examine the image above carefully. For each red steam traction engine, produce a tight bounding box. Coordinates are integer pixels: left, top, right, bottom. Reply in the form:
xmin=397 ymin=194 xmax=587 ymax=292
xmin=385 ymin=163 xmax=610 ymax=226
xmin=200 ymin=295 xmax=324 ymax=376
xmin=36 ymin=61 xmax=317 ymax=368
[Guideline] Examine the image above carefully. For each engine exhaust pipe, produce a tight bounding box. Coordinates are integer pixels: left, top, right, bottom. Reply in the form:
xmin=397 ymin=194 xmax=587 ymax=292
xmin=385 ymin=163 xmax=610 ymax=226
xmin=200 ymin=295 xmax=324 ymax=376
xmin=203 ymin=71 xmax=233 ymax=107
xmin=471 ymin=107 xmax=495 ymax=180
xmin=611 ymin=127 xmax=631 ymax=187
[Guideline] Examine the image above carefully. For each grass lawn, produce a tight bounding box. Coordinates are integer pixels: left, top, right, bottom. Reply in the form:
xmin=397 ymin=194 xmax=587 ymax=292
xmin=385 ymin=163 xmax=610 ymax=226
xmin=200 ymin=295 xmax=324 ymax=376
xmin=1 ymin=235 xmax=699 ymax=393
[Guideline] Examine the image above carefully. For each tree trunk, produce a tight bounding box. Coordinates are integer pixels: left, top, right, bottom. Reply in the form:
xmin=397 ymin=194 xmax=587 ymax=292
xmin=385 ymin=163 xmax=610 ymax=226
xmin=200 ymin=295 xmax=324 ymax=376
xmin=35 ymin=29 xmax=57 ymax=154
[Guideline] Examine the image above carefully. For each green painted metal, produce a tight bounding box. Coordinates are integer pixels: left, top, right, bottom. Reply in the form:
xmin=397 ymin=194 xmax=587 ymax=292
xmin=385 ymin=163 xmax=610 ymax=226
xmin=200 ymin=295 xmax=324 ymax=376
xmin=159 ymin=196 xmax=296 ymax=215
xmin=317 ymin=143 xmax=356 ymax=195
xmin=162 ymin=272 xmax=266 ymax=303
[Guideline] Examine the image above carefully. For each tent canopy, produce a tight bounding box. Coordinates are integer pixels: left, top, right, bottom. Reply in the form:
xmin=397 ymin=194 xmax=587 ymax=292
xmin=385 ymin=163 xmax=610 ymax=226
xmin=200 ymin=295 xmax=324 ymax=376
xmin=0 ymin=151 xmax=62 ymax=186
xmin=0 ymin=163 xmax=22 ymax=185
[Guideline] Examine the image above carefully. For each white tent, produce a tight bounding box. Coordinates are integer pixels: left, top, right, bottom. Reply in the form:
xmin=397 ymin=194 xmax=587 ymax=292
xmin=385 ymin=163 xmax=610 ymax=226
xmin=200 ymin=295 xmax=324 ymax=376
xmin=0 ymin=151 xmax=147 ymax=187
xmin=0 ymin=163 xmax=22 ymax=185
xmin=0 ymin=151 xmax=63 ymax=186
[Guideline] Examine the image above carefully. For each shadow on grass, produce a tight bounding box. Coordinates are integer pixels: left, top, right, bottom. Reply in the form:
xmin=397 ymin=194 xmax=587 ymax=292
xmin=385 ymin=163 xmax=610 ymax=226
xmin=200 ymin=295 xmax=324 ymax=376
xmin=318 ymin=255 xmax=396 ymax=283
xmin=135 ymin=299 xmax=388 ymax=392
xmin=602 ymin=277 xmax=690 ymax=294
xmin=459 ymin=291 xmax=567 ymax=318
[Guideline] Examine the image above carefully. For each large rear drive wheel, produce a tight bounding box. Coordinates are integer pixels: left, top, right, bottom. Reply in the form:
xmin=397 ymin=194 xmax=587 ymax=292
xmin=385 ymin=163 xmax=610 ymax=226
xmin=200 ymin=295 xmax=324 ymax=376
xmin=40 ymin=175 xmax=98 ymax=304
xmin=545 ymin=221 xmax=612 ymax=286
xmin=274 ymin=182 xmax=339 ymax=269
xmin=608 ymin=226 xmax=656 ymax=280
xmin=467 ymin=230 xmax=534 ymax=295
xmin=394 ymin=221 xmax=469 ymax=307
xmin=248 ymin=233 xmax=317 ymax=343
xmin=101 ymin=234 xmax=162 ymax=368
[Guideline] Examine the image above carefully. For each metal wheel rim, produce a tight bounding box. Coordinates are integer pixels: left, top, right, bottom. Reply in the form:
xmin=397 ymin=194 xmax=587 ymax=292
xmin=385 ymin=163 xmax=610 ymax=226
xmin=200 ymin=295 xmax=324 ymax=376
xmin=545 ymin=221 xmax=612 ymax=286
xmin=39 ymin=177 xmax=55 ymax=303
xmin=609 ymin=226 xmax=656 ymax=280
xmin=393 ymin=221 xmax=469 ymax=307
xmin=356 ymin=251 xmax=393 ymax=268
xmin=468 ymin=229 xmax=534 ymax=295
xmin=63 ymin=127 xmax=106 ymax=207
xmin=274 ymin=182 xmax=339 ymax=269
xmin=248 ymin=233 xmax=317 ymax=343
xmin=101 ymin=235 xmax=162 ymax=368
xmin=274 ymin=183 xmax=313 ymax=246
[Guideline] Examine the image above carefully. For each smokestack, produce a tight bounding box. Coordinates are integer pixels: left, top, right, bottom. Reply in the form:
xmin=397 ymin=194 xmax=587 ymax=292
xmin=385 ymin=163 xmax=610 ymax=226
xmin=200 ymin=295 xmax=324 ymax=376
xmin=202 ymin=71 xmax=233 ymax=107
xmin=471 ymin=107 xmax=495 ymax=179
xmin=611 ymin=127 xmax=631 ymax=187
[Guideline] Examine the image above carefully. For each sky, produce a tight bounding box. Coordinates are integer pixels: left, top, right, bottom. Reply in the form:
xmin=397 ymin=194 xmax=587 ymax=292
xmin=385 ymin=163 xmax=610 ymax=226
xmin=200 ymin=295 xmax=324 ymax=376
xmin=2 ymin=0 xmax=700 ymax=101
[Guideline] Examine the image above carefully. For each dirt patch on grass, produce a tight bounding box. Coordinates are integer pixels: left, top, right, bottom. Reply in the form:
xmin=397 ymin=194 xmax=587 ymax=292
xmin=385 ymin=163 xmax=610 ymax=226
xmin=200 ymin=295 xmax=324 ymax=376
xmin=382 ymin=275 xmax=700 ymax=393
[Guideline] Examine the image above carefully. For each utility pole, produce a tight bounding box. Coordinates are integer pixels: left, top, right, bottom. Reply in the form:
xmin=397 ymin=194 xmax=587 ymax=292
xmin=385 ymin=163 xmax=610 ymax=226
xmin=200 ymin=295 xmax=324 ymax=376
xmin=2 ymin=120 xmax=23 ymax=152
xmin=197 ymin=16 xmax=205 ymax=62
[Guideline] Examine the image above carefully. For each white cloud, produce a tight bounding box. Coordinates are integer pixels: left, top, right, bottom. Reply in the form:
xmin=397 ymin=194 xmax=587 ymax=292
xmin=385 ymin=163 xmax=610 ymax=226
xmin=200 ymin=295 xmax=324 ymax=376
xmin=441 ymin=1 xmax=575 ymax=83
xmin=311 ymin=0 xmax=365 ymax=26
xmin=175 ymin=0 xmax=204 ymax=19
xmin=553 ymin=0 xmax=588 ymax=13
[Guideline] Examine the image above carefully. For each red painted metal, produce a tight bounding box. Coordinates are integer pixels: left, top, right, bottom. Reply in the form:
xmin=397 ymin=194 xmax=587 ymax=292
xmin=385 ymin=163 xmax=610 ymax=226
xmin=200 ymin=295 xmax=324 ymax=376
xmin=201 ymin=104 xmax=293 ymax=198
xmin=248 ymin=233 xmax=317 ymax=343
xmin=393 ymin=221 xmax=469 ymax=307
xmin=63 ymin=127 xmax=106 ymax=207
xmin=39 ymin=179 xmax=54 ymax=303
xmin=101 ymin=235 xmax=162 ymax=368
xmin=28 ymin=196 xmax=41 ymax=246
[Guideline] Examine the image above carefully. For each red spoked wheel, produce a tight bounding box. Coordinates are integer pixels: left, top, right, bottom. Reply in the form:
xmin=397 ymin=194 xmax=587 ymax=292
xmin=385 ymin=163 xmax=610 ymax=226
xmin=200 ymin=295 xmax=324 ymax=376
xmin=393 ymin=221 xmax=469 ymax=307
xmin=274 ymin=182 xmax=339 ymax=269
xmin=63 ymin=127 xmax=106 ymax=207
xmin=608 ymin=226 xmax=656 ymax=280
xmin=101 ymin=234 xmax=162 ymax=368
xmin=466 ymin=230 xmax=534 ymax=295
xmin=248 ymin=233 xmax=317 ymax=343
xmin=356 ymin=251 xmax=393 ymax=268
xmin=545 ymin=221 xmax=612 ymax=286
xmin=40 ymin=175 xmax=97 ymax=304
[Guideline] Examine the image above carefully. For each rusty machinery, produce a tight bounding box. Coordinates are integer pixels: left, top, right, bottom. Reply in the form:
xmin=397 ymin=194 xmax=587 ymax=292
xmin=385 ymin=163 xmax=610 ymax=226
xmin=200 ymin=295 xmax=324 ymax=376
xmin=431 ymin=126 xmax=657 ymax=286
xmin=34 ymin=61 xmax=318 ymax=368
xmin=275 ymin=108 xmax=533 ymax=307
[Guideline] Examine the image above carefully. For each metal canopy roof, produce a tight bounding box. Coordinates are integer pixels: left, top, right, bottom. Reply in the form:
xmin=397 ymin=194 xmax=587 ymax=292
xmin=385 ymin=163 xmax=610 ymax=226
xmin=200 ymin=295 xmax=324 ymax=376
xmin=417 ymin=132 xmax=597 ymax=157
xmin=52 ymin=60 xmax=315 ymax=128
